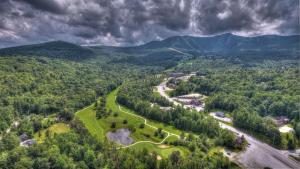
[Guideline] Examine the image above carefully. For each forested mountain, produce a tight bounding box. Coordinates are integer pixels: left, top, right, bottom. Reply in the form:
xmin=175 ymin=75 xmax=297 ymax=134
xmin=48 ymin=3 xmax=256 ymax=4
xmin=138 ymin=33 xmax=299 ymax=54
xmin=88 ymin=34 xmax=299 ymax=67
xmin=0 ymin=41 xmax=95 ymax=60
xmin=1 ymin=34 xmax=298 ymax=67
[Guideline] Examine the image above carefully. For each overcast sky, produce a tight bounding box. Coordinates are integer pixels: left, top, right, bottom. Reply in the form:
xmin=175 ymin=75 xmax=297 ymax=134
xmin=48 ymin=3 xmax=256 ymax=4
xmin=0 ymin=0 xmax=299 ymax=48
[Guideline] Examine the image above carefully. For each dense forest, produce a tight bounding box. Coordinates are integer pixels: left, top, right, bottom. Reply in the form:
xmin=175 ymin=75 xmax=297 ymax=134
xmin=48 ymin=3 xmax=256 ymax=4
xmin=0 ymin=56 xmax=153 ymax=133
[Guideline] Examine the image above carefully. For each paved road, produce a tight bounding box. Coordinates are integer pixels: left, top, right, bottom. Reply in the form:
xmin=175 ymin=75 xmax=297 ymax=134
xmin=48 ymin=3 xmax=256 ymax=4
xmin=220 ymin=124 xmax=300 ymax=169
xmin=157 ymin=79 xmax=300 ymax=169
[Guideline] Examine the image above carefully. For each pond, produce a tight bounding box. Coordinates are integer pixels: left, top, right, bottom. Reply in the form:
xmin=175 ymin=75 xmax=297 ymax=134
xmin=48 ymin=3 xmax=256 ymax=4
xmin=106 ymin=128 xmax=134 ymax=146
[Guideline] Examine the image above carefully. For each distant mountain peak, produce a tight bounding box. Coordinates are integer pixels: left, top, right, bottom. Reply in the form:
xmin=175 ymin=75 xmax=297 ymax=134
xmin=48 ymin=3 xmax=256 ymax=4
xmin=217 ymin=32 xmax=234 ymax=36
xmin=0 ymin=40 xmax=95 ymax=60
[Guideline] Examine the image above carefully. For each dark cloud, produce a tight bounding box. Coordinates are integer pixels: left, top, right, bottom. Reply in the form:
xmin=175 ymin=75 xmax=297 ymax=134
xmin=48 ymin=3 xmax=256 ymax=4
xmin=22 ymin=11 xmax=35 ymax=18
xmin=150 ymin=0 xmax=192 ymax=30
xmin=0 ymin=0 xmax=299 ymax=48
xmin=193 ymin=0 xmax=255 ymax=34
xmin=247 ymin=0 xmax=296 ymax=21
xmin=16 ymin=0 xmax=66 ymax=14
xmin=0 ymin=0 xmax=12 ymax=14
xmin=74 ymin=29 xmax=98 ymax=39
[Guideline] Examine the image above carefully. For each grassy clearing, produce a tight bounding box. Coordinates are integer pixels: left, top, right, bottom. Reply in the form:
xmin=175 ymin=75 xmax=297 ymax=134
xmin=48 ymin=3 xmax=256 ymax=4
xmin=130 ymin=142 xmax=189 ymax=158
xmin=34 ymin=123 xmax=70 ymax=143
xmin=164 ymin=135 xmax=179 ymax=143
xmin=75 ymin=105 xmax=104 ymax=140
xmin=75 ymin=87 xmax=191 ymax=156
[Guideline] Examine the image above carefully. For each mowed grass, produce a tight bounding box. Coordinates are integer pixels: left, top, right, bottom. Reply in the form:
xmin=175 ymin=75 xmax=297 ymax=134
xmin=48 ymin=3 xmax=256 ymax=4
xmin=130 ymin=143 xmax=190 ymax=158
xmin=34 ymin=123 xmax=70 ymax=143
xmin=75 ymin=105 xmax=104 ymax=140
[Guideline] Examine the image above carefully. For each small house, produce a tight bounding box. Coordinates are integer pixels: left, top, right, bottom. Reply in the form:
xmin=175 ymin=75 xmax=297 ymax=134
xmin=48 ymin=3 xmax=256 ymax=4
xmin=20 ymin=139 xmax=37 ymax=147
xmin=275 ymin=116 xmax=290 ymax=126
xmin=235 ymin=135 xmax=246 ymax=147
xmin=215 ymin=112 xmax=225 ymax=118
xmin=189 ymin=99 xmax=202 ymax=106
xmin=169 ymin=72 xmax=185 ymax=78
xmin=167 ymin=83 xmax=177 ymax=89
xmin=19 ymin=133 xmax=28 ymax=142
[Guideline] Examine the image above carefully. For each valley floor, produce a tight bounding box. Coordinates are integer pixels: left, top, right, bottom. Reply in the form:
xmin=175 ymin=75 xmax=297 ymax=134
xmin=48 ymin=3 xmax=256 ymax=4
xmin=75 ymin=77 xmax=300 ymax=168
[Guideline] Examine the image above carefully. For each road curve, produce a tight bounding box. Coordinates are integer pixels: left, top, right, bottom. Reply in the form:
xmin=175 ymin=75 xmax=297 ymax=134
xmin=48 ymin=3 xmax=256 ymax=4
xmin=157 ymin=79 xmax=300 ymax=169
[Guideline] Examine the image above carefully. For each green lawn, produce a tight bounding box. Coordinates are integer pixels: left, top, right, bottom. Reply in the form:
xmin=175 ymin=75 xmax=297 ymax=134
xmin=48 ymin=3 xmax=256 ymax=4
xmin=75 ymin=105 xmax=104 ymax=140
xmin=164 ymin=135 xmax=180 ymax=143
xmin=129 ymin=143 xmax=190 ymax=158
xmin=34 ymin=123 xmax=70 ymax=143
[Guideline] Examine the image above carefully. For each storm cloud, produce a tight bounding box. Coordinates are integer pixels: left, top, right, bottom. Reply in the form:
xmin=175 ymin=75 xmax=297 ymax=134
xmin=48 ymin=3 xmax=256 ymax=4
xmin=0 ymin=0 xmax=299 ymax=47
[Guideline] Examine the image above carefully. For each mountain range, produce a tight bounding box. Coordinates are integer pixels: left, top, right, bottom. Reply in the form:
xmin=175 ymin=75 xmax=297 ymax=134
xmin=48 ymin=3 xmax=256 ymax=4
xmin=0 ymin=33 xmax=299 ymax=64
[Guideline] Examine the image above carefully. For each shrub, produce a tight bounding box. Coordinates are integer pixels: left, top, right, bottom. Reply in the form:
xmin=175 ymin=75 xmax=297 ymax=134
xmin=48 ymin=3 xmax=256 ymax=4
xmin=113 ymin=112 xmax=118 ymax=117
xmin=111 ymin=122 xmax=116 ymax=128
xmin=128 ymin=124 xmax=136 ymax=133
xmin=139 ymin=123 xmax=145 ymax=129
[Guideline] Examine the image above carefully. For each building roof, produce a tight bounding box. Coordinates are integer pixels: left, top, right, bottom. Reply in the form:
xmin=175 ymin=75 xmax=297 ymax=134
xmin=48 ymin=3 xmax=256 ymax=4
xmin=215 ymin=112 xmax=225 ymax=117
xmin=20 ymin=139 xmax=37 ymax=147
xmin=19 ymin=133 xmax=28 ymax=141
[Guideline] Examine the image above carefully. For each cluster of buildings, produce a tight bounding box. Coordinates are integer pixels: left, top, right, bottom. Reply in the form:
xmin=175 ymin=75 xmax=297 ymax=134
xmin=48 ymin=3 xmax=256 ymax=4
xmin=166 ymin=72 xmax=206 ymax=112
xmin=173 ymin=93 xmax=205 ymax=112
xmin=168 ymin=72 xmax=197 ymax=82
xmin=168 ymin=72 xmax=186 ymax=78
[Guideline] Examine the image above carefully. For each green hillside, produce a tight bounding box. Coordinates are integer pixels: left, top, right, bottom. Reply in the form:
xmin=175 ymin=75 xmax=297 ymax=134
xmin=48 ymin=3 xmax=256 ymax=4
xmin=0 ymin=41 xmax=95 ymax=60
xmin=97 ymin=34 xmax=300 ymax=67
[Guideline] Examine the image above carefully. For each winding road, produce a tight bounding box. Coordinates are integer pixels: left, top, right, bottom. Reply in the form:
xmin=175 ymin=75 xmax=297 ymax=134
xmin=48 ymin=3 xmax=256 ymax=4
xmin=115 ymin=97 xmax=179 ymax=149
xmin=157 ymin=79 xmax=300 ymax=169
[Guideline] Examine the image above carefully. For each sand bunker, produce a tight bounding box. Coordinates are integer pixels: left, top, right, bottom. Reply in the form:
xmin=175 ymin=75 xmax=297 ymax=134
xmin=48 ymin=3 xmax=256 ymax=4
xmin=158 ymin=144 xmax=169 ymax=149
xmin=106 ymin=128 xmax=134 ymax=146
xmin=279 ymin=125 xmax=294 ymax=133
